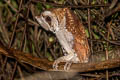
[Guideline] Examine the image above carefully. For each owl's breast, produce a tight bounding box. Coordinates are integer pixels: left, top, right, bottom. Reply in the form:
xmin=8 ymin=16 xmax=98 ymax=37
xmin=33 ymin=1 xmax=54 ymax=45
xmin=63 ymin=29 xmax=74 ymax=49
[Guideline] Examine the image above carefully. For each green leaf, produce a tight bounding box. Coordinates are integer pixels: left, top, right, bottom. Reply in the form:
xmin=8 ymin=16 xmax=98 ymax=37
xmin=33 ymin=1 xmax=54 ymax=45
xmin=112 ymin=12 xmax=118 ymax=18
xmin=49 ymin=37 xmax=54 ymax=43
xmin=45 ymin=52 xmax=53 ymax=61
xmin=45 ymin=4 xmax=53 ymax=9
xmin=11 ymin=0 xmax=18 ymax=9
xmin=58 ymin=0 xmax=65 ymax=4
xmin=91 ymin=0 xmax=96 ymax=5
xmin=36 ymin=2 xmax=42 ymax=11
xmin=93 ymin=32 xmax=100 ymax=39
xmin=0 ymin=1 xmax=3 ymax=7
xmin=104 ymin=0 xmax=108 ymax=4
xmin=85 ymin=29 xmax=89 ymax=38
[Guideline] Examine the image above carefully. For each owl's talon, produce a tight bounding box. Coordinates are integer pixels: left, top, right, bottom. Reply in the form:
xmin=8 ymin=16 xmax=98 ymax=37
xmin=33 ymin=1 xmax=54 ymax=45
xmin=53 ymin=60 xmax=60 ymax=70
xmin=64 ymin=61 xmax=72 ymax=70
xmin=53 ymin=61 xmax=72 ymax=71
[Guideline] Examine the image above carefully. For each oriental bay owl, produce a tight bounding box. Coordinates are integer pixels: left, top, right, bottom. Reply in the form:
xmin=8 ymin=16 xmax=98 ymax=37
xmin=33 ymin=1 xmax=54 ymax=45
xmin=35 ymin=8 xmax=90 ymax=70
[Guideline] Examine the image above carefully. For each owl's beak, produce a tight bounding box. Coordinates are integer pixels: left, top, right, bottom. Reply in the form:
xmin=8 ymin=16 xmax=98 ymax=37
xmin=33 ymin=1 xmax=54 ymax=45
xmin=35 ymin=16 xmax=41 ymax=23
xmin=35 ymin=16 xmax=50 ymax=31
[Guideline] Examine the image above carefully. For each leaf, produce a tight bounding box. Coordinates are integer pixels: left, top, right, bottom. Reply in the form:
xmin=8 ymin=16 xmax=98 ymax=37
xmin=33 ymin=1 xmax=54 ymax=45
xmin=11 ymin=0 xmax=18 ymax=9
xmin=85 ymin=29 xmax=89 ymax=38
xmin=93 ymin=32 xmax=100 ymax=39
xmin=49 ymin=37 xmax=54 ymax=43
xmin=36 ymin=2 xmax=42 ymax=11
xmin=45 ymin=4 xmax=53 ymax=9
xmin=45 ymin=52 xmax=53 ymax=61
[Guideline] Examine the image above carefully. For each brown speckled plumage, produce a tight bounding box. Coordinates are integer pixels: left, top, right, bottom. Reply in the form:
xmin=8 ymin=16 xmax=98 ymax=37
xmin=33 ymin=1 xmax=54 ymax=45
xmin=48 ymin=8 xmax=90 ymax=62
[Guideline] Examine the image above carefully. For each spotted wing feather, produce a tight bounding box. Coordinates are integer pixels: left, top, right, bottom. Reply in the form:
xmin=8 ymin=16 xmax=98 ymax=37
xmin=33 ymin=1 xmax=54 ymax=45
xmin=65 ymin=8 xmax=90 ymax=62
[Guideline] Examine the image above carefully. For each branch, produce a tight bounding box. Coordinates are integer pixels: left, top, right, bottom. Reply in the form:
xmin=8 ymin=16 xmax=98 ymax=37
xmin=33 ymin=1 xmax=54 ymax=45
xmin=0 ymin=44 xmax=120 ymax=72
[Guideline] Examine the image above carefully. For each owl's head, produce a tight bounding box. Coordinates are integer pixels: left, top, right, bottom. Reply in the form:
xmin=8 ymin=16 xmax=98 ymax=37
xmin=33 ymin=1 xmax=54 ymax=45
xmin=35 ymin=8 xmax=67 ymax=33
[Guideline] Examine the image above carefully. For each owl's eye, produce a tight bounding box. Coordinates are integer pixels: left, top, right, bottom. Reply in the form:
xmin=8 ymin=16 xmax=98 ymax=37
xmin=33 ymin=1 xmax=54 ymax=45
xmin=45 ymin=16 xmax=51 ymax=22
xmin=43 ymin=16 xmax=51 ymax=25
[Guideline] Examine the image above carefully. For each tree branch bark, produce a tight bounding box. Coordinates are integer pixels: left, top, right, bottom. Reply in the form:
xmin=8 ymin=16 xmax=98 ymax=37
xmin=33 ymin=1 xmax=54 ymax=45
xmin=0 ymin=44 xmax=120 ymax=72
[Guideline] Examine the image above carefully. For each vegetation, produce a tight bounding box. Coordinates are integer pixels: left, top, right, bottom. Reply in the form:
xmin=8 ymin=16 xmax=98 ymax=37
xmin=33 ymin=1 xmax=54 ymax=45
xmin=0 ymin=0 xmax=120 ymax=80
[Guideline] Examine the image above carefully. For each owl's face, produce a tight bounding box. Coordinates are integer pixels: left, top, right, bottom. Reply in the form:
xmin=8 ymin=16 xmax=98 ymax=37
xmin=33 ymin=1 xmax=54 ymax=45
xmin=35 ymin=11 xmax=58 ymax=32
xmin=36 ymin=10 xmax=64 ymax=33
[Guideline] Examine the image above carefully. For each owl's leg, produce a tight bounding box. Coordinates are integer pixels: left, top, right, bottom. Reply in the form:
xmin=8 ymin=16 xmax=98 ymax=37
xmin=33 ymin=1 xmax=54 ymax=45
xmin=54 ymin=27 xmax=78 ymax=70
xmin=53 ymin=54 xmax=73 ymax=70
xmin=64 ymin=54 xmax=79 ymax=70
xmin=53 ymin=53 xmax=79 ymax=70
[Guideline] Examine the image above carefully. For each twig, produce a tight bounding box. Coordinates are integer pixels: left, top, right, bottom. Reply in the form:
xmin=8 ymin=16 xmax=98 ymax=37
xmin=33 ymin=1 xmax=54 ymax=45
xmin=31 ymin=0 xmax=110 ymax=9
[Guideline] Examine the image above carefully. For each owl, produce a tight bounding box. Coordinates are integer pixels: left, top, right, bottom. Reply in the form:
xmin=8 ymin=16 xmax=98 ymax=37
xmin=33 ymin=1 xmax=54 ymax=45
xmin=35 ymin=8 xmax=90 ymax=70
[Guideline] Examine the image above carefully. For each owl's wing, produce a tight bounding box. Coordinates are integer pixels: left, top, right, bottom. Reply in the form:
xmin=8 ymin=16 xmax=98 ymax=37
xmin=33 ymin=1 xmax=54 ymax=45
xmin=74 ymin=23 xmax=90 ymax=63
xmin=65 ymin=8 xmax=90 ymax=63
